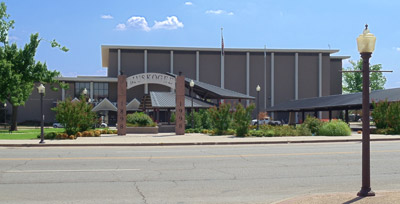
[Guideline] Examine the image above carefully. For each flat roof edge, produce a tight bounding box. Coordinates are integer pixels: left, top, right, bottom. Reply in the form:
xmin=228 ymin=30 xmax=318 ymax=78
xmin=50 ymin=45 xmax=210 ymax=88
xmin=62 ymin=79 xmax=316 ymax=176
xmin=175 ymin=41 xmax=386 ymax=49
xmin=101 ymin=45 xmax=339 ymax=54
xmin=331 ymin=56 xmax=351 ymax=59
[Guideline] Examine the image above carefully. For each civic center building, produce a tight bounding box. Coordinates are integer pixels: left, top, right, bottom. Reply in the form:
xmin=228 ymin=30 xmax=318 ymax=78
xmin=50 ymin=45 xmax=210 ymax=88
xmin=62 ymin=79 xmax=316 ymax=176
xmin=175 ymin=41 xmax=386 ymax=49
xmin=11 ymin=45 xmax=349 ymax=126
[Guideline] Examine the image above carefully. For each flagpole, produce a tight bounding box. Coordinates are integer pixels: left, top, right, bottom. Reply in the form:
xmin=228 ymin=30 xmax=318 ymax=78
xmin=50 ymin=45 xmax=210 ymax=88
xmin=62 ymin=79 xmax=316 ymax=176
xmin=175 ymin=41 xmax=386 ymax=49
xmin=221 ymin=27 xmax=224 ymax=89
xmin=264 ymin=44 xmax=267 ymax=112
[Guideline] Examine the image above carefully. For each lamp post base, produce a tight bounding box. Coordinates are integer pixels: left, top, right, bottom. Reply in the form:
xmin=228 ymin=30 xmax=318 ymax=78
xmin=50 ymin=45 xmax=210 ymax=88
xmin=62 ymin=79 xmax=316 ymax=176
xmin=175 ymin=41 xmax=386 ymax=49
xmin=39 ymin=140 xmax=45 ymax=144
xmin=357 ymin=187 xmax=375 ymax=197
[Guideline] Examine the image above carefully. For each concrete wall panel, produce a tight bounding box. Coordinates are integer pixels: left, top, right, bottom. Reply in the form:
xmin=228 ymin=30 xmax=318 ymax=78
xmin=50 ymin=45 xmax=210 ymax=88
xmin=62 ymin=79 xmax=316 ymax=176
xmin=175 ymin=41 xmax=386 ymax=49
xmin=225 ymin=52 xmax=246 ymax=94
xmin=298 ymin=54 xmax=319 ymax=99
xmin=199 ymin=51 xmax=220 ymax=87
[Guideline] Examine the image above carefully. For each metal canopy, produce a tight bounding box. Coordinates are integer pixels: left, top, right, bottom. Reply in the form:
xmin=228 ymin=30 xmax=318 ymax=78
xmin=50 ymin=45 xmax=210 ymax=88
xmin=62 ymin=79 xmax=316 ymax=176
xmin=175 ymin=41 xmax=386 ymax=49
xmin=166 ymin=73 xmax=255 ymax=100
xmin=267 ymin=88 xmax=400 ymax=112
xmin=150 ymin=92 xmax=213 ymax=109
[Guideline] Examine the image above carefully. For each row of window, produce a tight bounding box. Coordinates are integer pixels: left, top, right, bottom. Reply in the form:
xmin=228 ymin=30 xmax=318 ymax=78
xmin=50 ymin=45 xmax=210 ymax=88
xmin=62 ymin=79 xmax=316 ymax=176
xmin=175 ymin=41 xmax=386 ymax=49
xmin=75 ymin=82 xmax=108 ymax=101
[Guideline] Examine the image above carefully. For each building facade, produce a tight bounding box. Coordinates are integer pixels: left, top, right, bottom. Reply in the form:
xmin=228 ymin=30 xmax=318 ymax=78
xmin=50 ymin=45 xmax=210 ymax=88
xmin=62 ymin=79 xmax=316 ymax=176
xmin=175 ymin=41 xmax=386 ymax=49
xmin=9 ymin=46 xmax=348 ymax=125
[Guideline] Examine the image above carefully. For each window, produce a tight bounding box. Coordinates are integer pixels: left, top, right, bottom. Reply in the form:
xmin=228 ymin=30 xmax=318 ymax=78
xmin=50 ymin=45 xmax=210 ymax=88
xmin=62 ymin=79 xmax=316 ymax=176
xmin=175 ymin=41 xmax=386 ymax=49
xmin=75 ymin=82 xmax=90 ymax=98
xmin=74 ymin=82 xmax=108 ymax=101
xmin=94 ymin=82 xmax=108 ymax=100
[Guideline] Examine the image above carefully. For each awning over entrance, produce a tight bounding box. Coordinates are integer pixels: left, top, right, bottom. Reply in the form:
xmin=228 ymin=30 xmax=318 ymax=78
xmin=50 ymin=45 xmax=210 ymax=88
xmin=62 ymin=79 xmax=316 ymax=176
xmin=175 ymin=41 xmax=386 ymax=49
xmin=126 ymin=98 xmax=140 ymax=111
xmin=267 ymin=88 xmax=400 ymax=112
xmin=92 ymin=98 xmax=118 ymax=112
xmin=166 ymin=73 xmax=255 ymax=100
xmin=150 ymin=91 xmax=213 ymax=109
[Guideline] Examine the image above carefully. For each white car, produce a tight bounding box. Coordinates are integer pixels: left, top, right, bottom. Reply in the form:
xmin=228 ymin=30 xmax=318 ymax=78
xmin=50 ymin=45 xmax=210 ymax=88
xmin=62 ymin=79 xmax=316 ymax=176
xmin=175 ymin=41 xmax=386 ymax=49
xmin=252 ymin=117 xmax=271 ymax=125
xmin=251 ymin=117 xmax=282 ymax=126
xmin=53 ymin=123 xmax=64 ymax=128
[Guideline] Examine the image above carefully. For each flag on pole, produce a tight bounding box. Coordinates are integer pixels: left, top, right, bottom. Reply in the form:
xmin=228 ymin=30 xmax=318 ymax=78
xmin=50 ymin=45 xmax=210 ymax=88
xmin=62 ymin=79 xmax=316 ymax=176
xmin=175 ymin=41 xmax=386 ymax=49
xmin=221 ymin=28 xmax=224 ymax=56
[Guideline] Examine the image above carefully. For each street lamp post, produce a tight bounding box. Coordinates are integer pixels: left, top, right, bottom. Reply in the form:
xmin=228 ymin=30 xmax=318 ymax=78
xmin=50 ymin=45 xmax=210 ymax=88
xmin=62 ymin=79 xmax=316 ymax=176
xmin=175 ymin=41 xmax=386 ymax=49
xmin=256 ymin=85 xmax=261 ymax=130
xmin=82 ymin=88 xmax=88 ymax=99
xmin=356 ymin=24 xmax=376 ymax=197
xmin=3 ymin=103 xmax=6 ymax=129
xmin=37 ymin=84 xmax=46 ymax=144
xmin=190 ymin=80 xmax=195 ymax=129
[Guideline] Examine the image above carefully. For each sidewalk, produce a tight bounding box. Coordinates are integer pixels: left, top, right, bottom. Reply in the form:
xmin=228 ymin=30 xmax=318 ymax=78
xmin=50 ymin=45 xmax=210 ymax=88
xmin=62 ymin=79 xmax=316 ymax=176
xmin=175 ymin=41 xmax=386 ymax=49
xmin=273 ymin=190 xmax=400 ymax=204
xmin=1 ymin=132 xmax=400 ymax=147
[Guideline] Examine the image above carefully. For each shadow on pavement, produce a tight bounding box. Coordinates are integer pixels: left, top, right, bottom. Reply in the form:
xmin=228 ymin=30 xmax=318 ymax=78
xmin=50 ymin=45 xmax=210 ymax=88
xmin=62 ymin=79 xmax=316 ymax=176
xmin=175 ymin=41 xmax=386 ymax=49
xmin=342 ymin=196 xmax=365 ymax=204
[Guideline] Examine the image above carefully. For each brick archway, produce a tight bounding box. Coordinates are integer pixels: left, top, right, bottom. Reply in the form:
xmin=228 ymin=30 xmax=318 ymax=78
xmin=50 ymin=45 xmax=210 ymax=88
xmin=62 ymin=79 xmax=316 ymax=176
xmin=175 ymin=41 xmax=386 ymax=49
xmin=117 ymin=73 xmax=185 ymax=135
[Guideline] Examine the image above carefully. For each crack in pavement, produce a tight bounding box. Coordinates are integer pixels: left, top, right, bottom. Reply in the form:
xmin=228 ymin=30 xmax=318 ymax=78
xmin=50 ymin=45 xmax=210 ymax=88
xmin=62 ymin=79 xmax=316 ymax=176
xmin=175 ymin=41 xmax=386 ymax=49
xmin=133 ymin=181 xmax=147 ymax=204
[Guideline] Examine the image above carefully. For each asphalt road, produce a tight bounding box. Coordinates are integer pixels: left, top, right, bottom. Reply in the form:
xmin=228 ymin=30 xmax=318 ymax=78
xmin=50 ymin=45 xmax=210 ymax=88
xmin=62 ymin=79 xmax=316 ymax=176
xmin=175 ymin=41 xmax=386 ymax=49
xmin=1 ymin=141 xmax=400 ymax=204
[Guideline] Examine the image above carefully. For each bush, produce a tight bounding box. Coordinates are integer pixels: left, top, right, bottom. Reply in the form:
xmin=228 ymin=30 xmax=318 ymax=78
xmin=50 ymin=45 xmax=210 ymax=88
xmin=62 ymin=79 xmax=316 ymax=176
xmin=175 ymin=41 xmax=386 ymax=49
xmin=317 ymin=120 xmax=351 ymax=136
xmin=233 ymin=103 xmax=255 ymax=137
xmin=186 ymin=111 xmax=202 ymax=129
xmin=208 ymin=103 xmax=232 ymax=135
xmin=170 ymin=112 xmax=176 ymax=123
xmin=387 ymin=102 xmax=400 ymax=134
xmin=200 ymin=109 xmax=213 ymax=129
xmin=126 ymin=112 xmax=155 ymax=127
xmin=372 ymin=100 xmax=389 ymax=129
xmin=52 ymin=96 xmax=97 ymax=135
xmin=303 ymin=116 xmax=323 ymax=135
xmin=295 ymin=124 xmax=312 ymax=136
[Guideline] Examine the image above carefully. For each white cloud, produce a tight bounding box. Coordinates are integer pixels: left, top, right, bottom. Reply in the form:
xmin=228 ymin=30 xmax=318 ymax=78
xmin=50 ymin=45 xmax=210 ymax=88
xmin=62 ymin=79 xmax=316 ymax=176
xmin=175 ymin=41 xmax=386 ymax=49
xmin=205 ymin=9 xmax=234 ymax=15
xmin=101 ymin=15 xmax=114 ymax=19
xmin=396 ymin=47 xmax=400 ymax=52
xmin=116 ymin=16 xmax=183 ymax=31
xmin=115 ymin=23 xmax=127 ymax=31
xmin=185 ymin=2 xmax=193 ymax=5
xmin=152 ymin=16 xmax=184 ymax=30
xmin=126 ymin=16 xmax=151 ymax=31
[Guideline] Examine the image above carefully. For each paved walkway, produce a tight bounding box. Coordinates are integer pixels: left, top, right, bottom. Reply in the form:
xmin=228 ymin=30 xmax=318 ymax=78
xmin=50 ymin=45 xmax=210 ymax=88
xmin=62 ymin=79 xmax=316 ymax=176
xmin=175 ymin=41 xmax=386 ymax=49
xmin=1 ymin=132 xmax=400 ymax=146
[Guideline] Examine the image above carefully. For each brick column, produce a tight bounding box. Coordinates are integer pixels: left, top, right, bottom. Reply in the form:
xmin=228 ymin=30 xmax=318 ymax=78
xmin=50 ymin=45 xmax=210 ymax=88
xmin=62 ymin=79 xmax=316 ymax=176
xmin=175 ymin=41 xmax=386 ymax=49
xmin=117 ymin=75 xmax=127 ymax=135
xmin=175 ymin=75 xmax=185 ymax=135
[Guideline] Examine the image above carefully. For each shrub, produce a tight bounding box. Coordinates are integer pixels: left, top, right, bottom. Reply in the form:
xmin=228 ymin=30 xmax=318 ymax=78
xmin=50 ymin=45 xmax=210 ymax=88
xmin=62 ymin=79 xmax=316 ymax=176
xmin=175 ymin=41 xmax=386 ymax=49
xmin=126 ymin=112 xmax=155 ymax=127
xmin=75 ymin=132 xmax=82 ymax=137
xmin=387 ymin=102 xmax=400 ymax=134
xmin=317 ymin=120 xmax=351 ymax=136
xmin=233 ymin=103 xmax=255 ymax=137
xmin=208 ymin=103 xmax=232 ymax=135
xmin=303 ymin=116 xmax=323 ymax=135
xmin=200 ymin=109 xmax=213 ymax=129
xmin=170 ymin=112 xmax=176 ymax=123
xmin=295 ymin=124 xmax=312 ymax=136
xmin=101 ymin=129 xmax=108 ymax=134
xmin=186 ymin=111 xmax=202 ymax=129
xmin=52 ymin=96 xmax=97 ymax=135
xmin=372 ymin=100 xmax=389 ymax=129
xmin=94 ymin=130 xmax=101 ymax=137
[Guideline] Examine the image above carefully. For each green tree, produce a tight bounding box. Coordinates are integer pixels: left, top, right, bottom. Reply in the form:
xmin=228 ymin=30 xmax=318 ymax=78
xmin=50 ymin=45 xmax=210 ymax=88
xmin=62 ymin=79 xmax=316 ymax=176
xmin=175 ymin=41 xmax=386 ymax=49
xmin=0 ymin=2 xmax=68 ymax=130
xmin=342 ymin=59 xmax=386 ymax=93
xmin=233 ymin=103 xmax=255 ymax=137
xmin=52 ymin=96 xmax=97 ymax=135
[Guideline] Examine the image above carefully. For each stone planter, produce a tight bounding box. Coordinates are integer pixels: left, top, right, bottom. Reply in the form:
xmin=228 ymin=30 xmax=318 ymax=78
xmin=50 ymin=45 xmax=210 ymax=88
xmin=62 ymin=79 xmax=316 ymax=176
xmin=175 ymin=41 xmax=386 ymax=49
xmin=126 ymin=126 xmax=159 ymax=134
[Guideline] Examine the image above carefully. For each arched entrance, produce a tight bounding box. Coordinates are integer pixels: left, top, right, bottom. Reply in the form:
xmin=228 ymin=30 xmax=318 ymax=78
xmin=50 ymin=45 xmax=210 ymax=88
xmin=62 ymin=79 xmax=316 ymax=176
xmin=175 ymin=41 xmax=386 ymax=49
xmin=117 ymin=73 xmax=185 ymax=135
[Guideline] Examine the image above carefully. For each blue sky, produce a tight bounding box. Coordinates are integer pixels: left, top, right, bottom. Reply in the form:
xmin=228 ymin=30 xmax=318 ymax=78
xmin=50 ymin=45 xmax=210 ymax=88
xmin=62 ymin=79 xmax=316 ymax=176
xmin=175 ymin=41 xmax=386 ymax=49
xmin=4 ymin=0 xmax=400 ymax=88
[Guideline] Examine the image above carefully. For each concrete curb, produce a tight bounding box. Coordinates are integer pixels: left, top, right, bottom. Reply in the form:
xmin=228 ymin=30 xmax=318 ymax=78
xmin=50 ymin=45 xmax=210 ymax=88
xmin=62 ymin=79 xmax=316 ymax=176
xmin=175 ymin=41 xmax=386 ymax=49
xmin=1 ymin=137 xmax=400 ymax=147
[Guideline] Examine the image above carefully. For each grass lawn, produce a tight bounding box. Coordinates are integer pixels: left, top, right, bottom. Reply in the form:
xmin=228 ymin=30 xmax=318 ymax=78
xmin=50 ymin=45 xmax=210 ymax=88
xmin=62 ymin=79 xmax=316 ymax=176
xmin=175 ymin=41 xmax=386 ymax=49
xmin=0 ymin=128 xmax=65 ymax=140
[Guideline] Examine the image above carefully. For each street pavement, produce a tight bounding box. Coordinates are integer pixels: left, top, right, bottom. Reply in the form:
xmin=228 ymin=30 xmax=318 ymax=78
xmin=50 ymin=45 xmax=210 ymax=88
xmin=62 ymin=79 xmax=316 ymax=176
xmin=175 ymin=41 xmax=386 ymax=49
xmin=1 ymin=138 xmax=400 ymax=203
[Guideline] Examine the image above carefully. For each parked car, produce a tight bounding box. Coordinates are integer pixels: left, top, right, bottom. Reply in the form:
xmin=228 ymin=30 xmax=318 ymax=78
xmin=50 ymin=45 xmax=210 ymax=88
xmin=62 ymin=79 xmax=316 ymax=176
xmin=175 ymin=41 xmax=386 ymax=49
xmin=100 ymin=123 xmax=108 ymax=128
xmin=53 ymin=123 xmax=64 ymax=128
xmin=252 ymin=117 xmax=282 ymax=126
